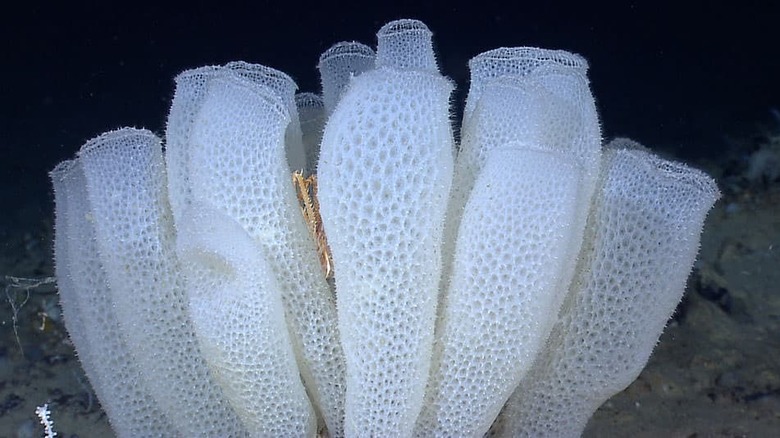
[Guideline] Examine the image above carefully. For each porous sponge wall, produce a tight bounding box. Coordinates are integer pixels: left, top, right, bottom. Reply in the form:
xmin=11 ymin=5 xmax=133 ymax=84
xmin=51 ymin=160 xmax=175 ymax=437
xmin=498 ymin=144 xmax=720 ymax=436
xmin=463 ymin=47 xmax=588 ymax=128
xmin=375 ymin=19 xmax=438 ymax=72
xmin=180 ymin=69 xmax=346 ymax=435
xmin=415 ymin=144 xmax=582 ymax=436
xmin=442 ymin=50 xmax=600 ymax=325
xmin=176 ymin=203 xmax=315 ymax=435
xmin=76 ymin=129 xmax=247 ymax=436
xmin=317 ymin=42 xmax=376 ymax=116
xmin=318 ymin=66 xmax=454 ymax=436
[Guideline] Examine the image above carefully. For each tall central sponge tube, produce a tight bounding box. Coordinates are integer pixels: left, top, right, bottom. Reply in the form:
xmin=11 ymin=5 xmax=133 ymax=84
xmin=318 ymin=20 xmax=454 ymax=435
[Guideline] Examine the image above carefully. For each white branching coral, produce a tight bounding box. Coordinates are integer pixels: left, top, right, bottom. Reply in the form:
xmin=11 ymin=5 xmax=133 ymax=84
xmin=35 ymin=403 xmax=57 ymax=438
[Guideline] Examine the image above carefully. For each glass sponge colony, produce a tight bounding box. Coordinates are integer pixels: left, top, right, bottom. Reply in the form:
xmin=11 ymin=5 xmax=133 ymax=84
xmin=50 ymin=18 xmax=719 ymax=437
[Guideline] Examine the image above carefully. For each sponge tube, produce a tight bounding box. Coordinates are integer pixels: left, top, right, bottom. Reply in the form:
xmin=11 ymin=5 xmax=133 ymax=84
xmin=76 ymin=128 xmax=247 ymax=436
xmin=51 ymin=160 xmax=175 ymax=436
xmin=182 ymin=70 xmax=347 ymax=435
xmin=318 ymin=66 xmax=454 ymax=435
xmin=415 ymin=143 xmax=583 ymax=436
xmin=176 ymin=202 xmax=315 ymax=436
xmin=498 ymin=143 xmax=720 ymax=437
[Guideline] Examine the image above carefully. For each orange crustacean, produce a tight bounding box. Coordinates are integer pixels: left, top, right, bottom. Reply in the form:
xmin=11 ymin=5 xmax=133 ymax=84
xmin=293 ymin=170 xmax=333 ymax=280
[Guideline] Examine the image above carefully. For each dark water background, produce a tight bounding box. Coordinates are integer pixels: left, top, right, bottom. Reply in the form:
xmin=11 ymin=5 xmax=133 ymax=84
xmin=2 ymin=2 xmax=779 ymax=214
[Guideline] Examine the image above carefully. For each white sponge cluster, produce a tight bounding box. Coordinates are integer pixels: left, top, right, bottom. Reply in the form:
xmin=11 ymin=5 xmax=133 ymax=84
xmin=169 ymin=63 xmax=346 ymax=436
xmin=50 ymin=18 xmax=719 ymax=438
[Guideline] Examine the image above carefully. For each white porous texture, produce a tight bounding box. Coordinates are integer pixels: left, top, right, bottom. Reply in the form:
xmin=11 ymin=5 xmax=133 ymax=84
xmin=318 ymin=66 xmax=454 ymax=436
xmin=415 ymin=144 xmax=583 ymax=436
xmin=76 ymin=128 xmax=247 ymax=437
xmin=295 ymin=92 xmax=326 ymax=173
xmin=223 ymin=61 xmax=306 ymax=172
xmin=186 ymin=72 xmax=291 ymax=239
xmin=318 ymin=41 xmax=376 ymax=116
xmin=51 ymin=161 xmax=176 ymax=437
xmin=451 ymin=75 xmax=583 ymax=240
xmin=166 ymin=63 xmax=304 ymax=224
xmin=181 ymin=71 xmax=346 ymax=435
xmin=463 ymin=47 xmax=588 ymax=126
xmin=165 ymin=65 xmax=221 ymax=226
xmin=442 ymin=49 xmax=600 ymax=320
xmin=376 ymin=19 xmax=438 ymax=72
xmin=176 ymin=203 xmax=315 ymax=437
xmin=456 ymin=48 xmax=597 ymax=210
xmin=50 ymin=18 xmax=723 ymax=438
xmin=460 ymin=76 xmax=577 ymax=173
xmin=497 ymin=143 xmax=720 ymax=437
